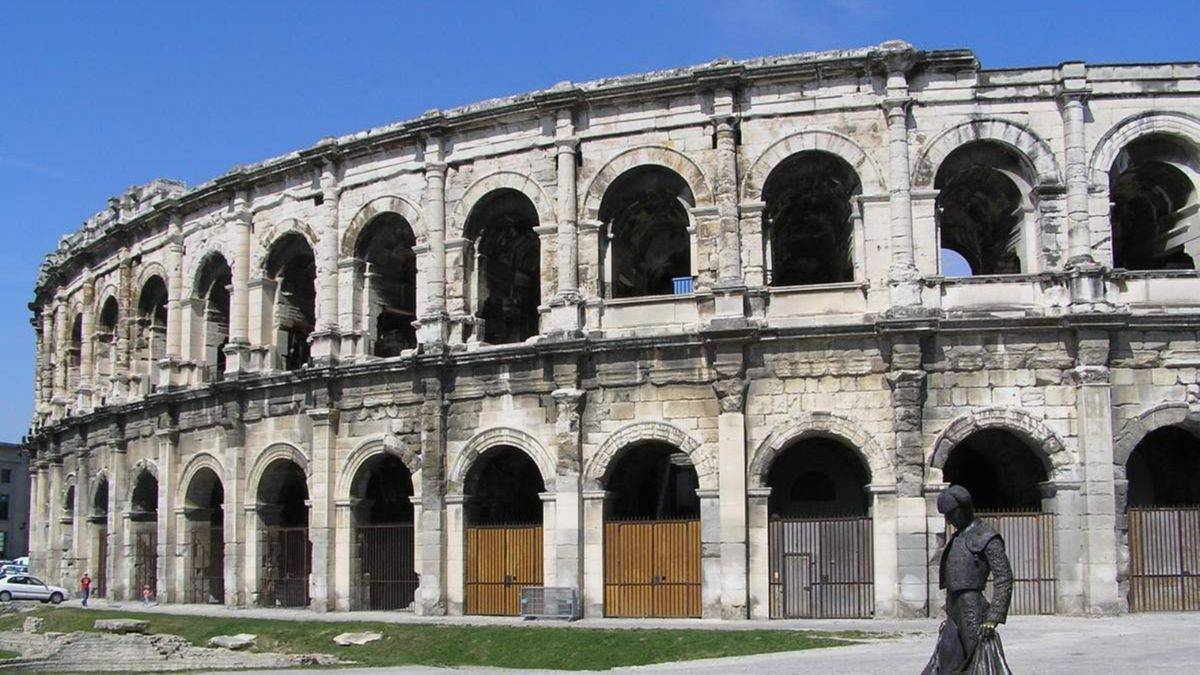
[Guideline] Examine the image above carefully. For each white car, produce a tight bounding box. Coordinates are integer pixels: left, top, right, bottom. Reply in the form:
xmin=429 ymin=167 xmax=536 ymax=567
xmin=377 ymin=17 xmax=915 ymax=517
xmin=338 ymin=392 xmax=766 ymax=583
xmin=0 ymin=575 xmax=68 ymax=604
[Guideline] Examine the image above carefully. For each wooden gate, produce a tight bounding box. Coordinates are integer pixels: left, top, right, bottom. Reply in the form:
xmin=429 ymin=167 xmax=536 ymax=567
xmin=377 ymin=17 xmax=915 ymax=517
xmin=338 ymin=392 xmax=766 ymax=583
xmin=976 ymin=511 xmax=1056 ymax=615
xmin=189 ymin=526 xmax=225 ymax=604
xmin=259 ymin=526 xmax=310 ymax=607
xmin=133 ymin=530 xmax=157 ymax=597
xmin=769 ymin=516 xmax=873 ymax=618
xmin=604 ymin=519 xmax=701 ymax=618
xmin=465 ymin=524 xmax=542 ymax=615
xmin=1129 ymin=507 xmax=1200 ymax=612
xmin=355 ymin=523 xmax=418 ymax=610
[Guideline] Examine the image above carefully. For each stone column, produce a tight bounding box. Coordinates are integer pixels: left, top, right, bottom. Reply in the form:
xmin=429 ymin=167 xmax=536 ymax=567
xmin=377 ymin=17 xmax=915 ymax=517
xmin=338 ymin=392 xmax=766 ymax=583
xmin=1043 ymin=479 xmax=1085 ymax=613
xmin=333 ymin=499 xmax=355 ymax=611
xmin=444 ymin=495 xmax=465 ymax=615
xmin=711 ymin=112 xmax=747 ymax=324
xmin=697 ymin=488 xmax=723 ymax=618
xmin=714 ymin=378 xmax=748 ymax=618
xmin=540 ymin=491 xmax=558 ymax=586
xmin=551 ymin=388 xmax=584 ymax=595
xmin=886 ymin=332 xmax=929 ymax=617
xmin=870 ymin=483 xmax=900 ymax=617
xmin=307 ymin=407 xmax=338 ymax=612
xmin=54 ymin=298 xmax=69 ymax=412
xmin=109 ymin=443 xmax=128 ymax=600
xmin=882 ymin=87 xmax=921 ymax=312
xmin=174 ymin=507 xmax=190 ymax=602
xmin=337 ymin=258 xmax=362 ymax=360
xmin=1060 ymin=65 xmax=1093 ymax=267
xmin=155 ymin=428 xmax=178 ymax=602
xmin=41 ymin=310 xmax=57 ymax=409
xmin=581 ymin=490 xmax=607 ymax=617
xmin=1069 ymin=328 xmax=1121 ymax=613
xmin=28 ymin=466 xmax=42 ymax=571
xmin=161 ymin=212 xmax=185 ymax=388
xmin=746 ymin=487 xmax=771 ymax=619
xmin=415 ymin=379 xmax=447 ymax=615
xmin=79 ymin=277 xmax=96 ymax=408
xmin=416 ymin=135 xmax=449 ymax=347
xmin=548 ymin=120 xmax=584 ymax=336
xmin=73 ymin=452 xmax=90 ymax=582
xmin=310 ymin=158 xmax=341 ymax=363
xmin=224 ymin=189 xmax=252 ymax=373
xmin=46 ymin=459 xmax=63 ymax=584
xmin=222 ymin=417 xmax=247 ymax=607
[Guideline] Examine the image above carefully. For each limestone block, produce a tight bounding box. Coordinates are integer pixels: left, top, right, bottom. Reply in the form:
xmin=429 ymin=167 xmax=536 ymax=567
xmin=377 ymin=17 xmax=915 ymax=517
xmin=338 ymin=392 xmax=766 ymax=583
xmin=208 ymin=634 xmax=257 ymax=650
xmin=94 ymin=619 xmax=149 ymax=634
xmin=23 ymin=617 xmax=44 ymax=633
xmin=334 ymin=631 xmax=382 ymax=646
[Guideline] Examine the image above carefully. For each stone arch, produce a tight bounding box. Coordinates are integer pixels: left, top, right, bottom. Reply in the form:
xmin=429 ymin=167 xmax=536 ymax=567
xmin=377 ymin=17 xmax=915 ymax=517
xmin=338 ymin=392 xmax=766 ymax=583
xmin=335 ymin=435 xmax=422 ymax=502
xmin=93 ymin=285 xmax=121 ymax=318
xmin=931 ymin=407 xmax=1069 ymax=476
xmin=446 ymin=427 xmax=554 ymax=494
xmin=130 ymin=457 xmax=159 ymax=482
xmin=584 ymin=421 xmax=715 ymax=491
xmin=742 ymin=129 xmax=888 ymax=200
xmin=342 ymin=195 xmax=426 ymax=259
xmin=252 ymin=218 xmax=321 ymax=272
xmin=1090 ymin=111 xmax=1200 ymax=188
xmin=246 ymin=442 xmax=312 ymax=503
xmin=1113 ymin=402 xmax=1200 ymax=468
xmin=582 ymin=145 xmax=716 ymax=222
xmin=185 ymin=243 xmax=236 ymax=295
xmin=90 ymin=469 xmax=111 ymax=511
xmin=176 ymin=452 xmax=227 ymax=506
xmin=453 ymin=171 xmax=553 ymax=235
xmin=135 ymin=263 xmax=169 ymax=298
xmin=748 ymin=412 xmax=890 ymax=489
xmin=913 ymin=118 xmax=1063 ymax=188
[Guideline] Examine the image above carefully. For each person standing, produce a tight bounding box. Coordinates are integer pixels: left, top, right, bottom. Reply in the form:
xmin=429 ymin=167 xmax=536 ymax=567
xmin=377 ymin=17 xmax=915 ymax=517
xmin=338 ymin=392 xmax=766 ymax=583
xmin=79 ymin=573 xmax=91 ymax=607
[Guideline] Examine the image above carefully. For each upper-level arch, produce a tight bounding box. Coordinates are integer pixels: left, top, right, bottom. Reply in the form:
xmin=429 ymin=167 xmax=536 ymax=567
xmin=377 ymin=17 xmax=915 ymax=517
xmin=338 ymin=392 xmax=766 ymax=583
xmin=748 ymin=411 xmax=890 ymax=488
xmin=252 ymin=218 xmax=320 ymax=273
xmin=453 ymin=171 xmax=553 ymax=236
xmin=1090 ymin=111 xmax=1200 ymax=188
xmin=446 ymin=426 xmax=554 ymax=494
xmin=743 ymin=129 xmax=887 ymax=200
xmin=913 ymin=118 xmax=1062 ymax=188
xmin=584 ymin=421 xmax=715 ymax=491
xmin=582 ymin=145 xmax=716 ymax=222
xmin=342 ymin=195 xmax=426 ymax=259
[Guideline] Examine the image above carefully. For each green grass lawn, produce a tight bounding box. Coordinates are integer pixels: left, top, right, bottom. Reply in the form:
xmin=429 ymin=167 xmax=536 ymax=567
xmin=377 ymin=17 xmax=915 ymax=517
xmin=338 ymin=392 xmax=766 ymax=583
xmin=0 ymin=648 xmax=18 ymax=660
xmin=0 ymin=607 xmax=853 ymax=670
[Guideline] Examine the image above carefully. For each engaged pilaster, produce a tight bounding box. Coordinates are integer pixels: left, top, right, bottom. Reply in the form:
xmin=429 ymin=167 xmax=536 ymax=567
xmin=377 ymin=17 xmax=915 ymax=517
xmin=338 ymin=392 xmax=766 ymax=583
xmin=309 ymin=157 xmax=342 ymax=364
xmin=415 ymin=132 xmax=450 ymax=348
xmin=223 ymin=189 xmax=253 ymax=375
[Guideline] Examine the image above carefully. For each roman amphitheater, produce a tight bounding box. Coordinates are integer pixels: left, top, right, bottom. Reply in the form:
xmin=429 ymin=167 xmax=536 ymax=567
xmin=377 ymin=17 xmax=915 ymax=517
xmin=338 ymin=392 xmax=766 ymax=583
xmin=23 ymin=41 xmax=1200 ymax=620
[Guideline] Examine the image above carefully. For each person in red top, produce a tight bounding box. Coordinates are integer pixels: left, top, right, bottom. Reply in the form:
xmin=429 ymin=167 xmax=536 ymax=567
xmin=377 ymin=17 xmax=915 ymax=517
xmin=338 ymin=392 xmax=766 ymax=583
xmin=79 ymin=573 xmax=91 ymax=607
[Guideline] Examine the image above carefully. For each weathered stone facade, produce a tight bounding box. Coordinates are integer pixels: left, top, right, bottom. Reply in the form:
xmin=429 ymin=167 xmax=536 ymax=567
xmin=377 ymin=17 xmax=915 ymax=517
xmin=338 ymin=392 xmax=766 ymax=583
xmin=25 ymin=41 xmax=1200 ymax=618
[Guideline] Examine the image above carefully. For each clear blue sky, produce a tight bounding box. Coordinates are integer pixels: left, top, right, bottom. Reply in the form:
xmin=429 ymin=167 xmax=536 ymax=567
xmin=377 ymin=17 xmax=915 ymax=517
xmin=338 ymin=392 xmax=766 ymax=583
xmin=1 ymin=1 xmax=1196 ymax=441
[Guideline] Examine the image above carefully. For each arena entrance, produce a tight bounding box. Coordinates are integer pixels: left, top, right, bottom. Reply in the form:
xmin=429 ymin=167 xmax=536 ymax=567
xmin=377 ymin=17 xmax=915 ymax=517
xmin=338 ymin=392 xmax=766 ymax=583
xmin=943 ymin=429 xmax=1056 ymax=615
xmin=463 ymin=445 xmax=544 ymax=616
xmin=1125 ymin=425 xmax=1200 ymax=612
xmin=183 ymin=468 xmax=225 ymax=604
xmin=766 ymin=437 xmax=873 ymax=618
xmin=256 ymin=459 xmax=310 ymax=607
xmin=129 ymin=469 xmax=158 ymax=598
xmin=90 ymin=478 xmax=109 ymax=598
xmin=350 ymin=454 xmax=416 ymax=610
xmin=603 ymin=441 xmax=701 ymax=618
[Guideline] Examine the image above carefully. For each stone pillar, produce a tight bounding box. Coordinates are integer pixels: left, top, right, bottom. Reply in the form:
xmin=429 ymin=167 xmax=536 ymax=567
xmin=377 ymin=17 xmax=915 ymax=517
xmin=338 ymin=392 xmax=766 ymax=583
xmin=1060 ymin=65 xmax=1093 ymax=267
xmin=174 ymin=507 xmax=189 ymax=602
xmin=416 ymin=135 xmax=449 ymax=347
xmin=886 ymin=332 xmax=929 ymax=617
xmin=155 ymin=428 xmax=177 ymax=602
xmin=310 ymin=158 xmax=341 ymax=364
xmin=870 ymin=484 xmax=900 ymax=617
xmin=1043 ymin=479 xmax=1085 ymax=613
xmin=746 ymin=487 xmax=770 ymax=619
xmin=333 ymin=499 xmax=355 ymax=611
xmin=923 ymin=481 xmax=948 ymax=616
xmin=444 ymin=495 xmax=465 ymax=615
xmin=1069 ymin=327 xmax=1121 ymax=613
xmin=224 ymin=190 xmax=252 ymax=373
xmin=551 ymin=388 xmax=584 ymax=595
xmin=548 ymin=121 xmax=584 ymax=336
xmin=54 ymin=298 xmax=69 ymax=412
xmin=882 ymin=88 xmax=920 ymax=312
xmin=697 ymin=488 xmax=723 ymax=618
xmin=337 ymin=259 xmax=362 ymax=360
xmin=307 ymin=407 xmax=338 ymax=612
xmin=73 ymin=452 xmax=90 ymax=581
xmin=109 ymin=443 xmax=127 ymax=600
xmin=41 ymin=310 xmax=57 ymax=409
xmin=28 ymin=466 xmax=42 ymax=571
xmin=161 ymin=212 xmax=185 ymax=387
xmin=581 ymin=490 xmax=607 ymax=617
xmin=714 ymin=379 xmax=748 ymax=618
xmin=79 ymin=277 xmax=96 ymax=408
xmin=46 ymin=459 xmax=63 ymax=584
xmin=540 ymin=491 xmax=558 ymax=586
xmin=223 ymin=421 xmax=246 ymax=607
xmin=415 ymin=380 xmax=447 ymax=615
xmin=711 ymin=112 xmax=747 ymax=324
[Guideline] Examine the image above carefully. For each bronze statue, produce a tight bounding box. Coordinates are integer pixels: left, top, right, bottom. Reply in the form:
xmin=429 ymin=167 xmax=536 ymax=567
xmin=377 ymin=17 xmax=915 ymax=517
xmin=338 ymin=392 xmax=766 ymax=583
xmin=923 ymin=484 xmax=1015 ymax=674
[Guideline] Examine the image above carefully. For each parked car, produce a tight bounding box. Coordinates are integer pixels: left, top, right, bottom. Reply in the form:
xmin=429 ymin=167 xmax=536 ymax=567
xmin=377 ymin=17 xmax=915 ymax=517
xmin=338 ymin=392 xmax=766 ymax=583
xmin=0 ymin=575 xmax=68 ymax=603
xmin=0 ymin=565 xmax=24 ymax=578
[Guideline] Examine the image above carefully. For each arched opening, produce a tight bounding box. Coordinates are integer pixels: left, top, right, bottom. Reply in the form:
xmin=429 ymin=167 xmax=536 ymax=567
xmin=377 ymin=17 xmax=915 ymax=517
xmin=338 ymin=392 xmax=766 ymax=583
xmin=463 ymin=189 xmax=541 ymax=345
xmin=89 ymin=478 xmax=109 ymax=598
xmin=935 ymin=142 xmax=1036 ymax=276
xmin=463 ymin=445 xmax=545 ymax=615
xmin=599 ymin=166 xmax=694 ymax=298
xmin=1124 ymin=425 xmax=1200 ymax=612
xmin=355 ymin=214 xmax=418 ymax=357
xmin=1110 ymin=135 xmax=1200 ymax=271
xmin=255 ymin=458 xmax=310 ymax=607
xmin=350 ymin=453 xmax=416 ymax=610
xmin=264 ymin=234 xmax=317 ymax=370
xmin=67 ymin=313 xmax=82 ymax=392
xmin=135 ymin=276 xmax=168 ymax=393
xmin=765 ymin=437 xmax=873 ymax=618
xmin=194 ymin=255 xmax=231 ymax=380
xmin=95 ymin=297 xmax=120 ymax=401
xmin=942 ymin=428 xmax=1054 ymax=615
xmin=183 ymin=467 xmax=225 ymax=604
xmin=129 ymin=469 xmax=159 ymax=600
xmin=603 ymin=441 xmax=701 ymax=618
xmin=63 ymin=485 xmax=75 ymax=521
xmin=762 ymin=151 xmax=860 ymax=286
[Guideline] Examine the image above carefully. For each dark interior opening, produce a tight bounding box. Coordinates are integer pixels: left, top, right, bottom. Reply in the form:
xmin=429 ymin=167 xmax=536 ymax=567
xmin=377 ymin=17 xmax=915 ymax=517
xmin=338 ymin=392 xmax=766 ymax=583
xmin=464 ymin=445 xmax=545 ymax=525
xmin=763 ymin=151 xmax=859 ymax=286
xmin=599 ymin=166 xmax=694 ymax=298
xmin=604 ymin=441 xmax=700 ymax=520
xmin=943 ymin=429 xmax=1048 ymax=511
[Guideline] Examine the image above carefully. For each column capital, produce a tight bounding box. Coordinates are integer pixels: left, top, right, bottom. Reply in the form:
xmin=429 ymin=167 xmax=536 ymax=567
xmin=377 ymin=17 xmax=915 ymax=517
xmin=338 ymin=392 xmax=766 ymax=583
xmin=881 ymin=96 xmax=913 ymax=122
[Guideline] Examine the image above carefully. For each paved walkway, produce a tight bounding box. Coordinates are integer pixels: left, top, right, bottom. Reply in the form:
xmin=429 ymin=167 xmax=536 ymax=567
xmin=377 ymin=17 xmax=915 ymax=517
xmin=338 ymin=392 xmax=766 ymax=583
xmin=69 ymin=602 xmax=1200 ymax=673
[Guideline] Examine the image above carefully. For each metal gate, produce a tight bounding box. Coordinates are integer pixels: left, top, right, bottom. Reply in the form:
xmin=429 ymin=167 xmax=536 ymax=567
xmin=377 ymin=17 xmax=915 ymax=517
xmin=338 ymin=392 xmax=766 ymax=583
xmin=133 ymin=530 xmax=157 ymax=597
xmin=189 ymin=526 xmax=225 ymax=604
xmin=604 ymin=519 xmax=701 ymax=618
xmin=95 ymin=526 xmax=108 ymax=598
xmin=259 ymin=526 xmax=310 ymax=607
xmin=975 ymin=511 xmax=1056 ymax=615
xmin=769 ymin=516 xmax=873 ymax=618
xmin=355 ymin=523 xmax=417 ymax=610
xmin=464 ymin=524 xmax=542 ymax=616
xmin=1129 ymin=507 xmax=1200 ymax=612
